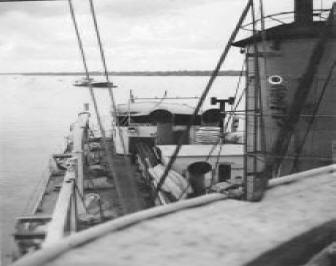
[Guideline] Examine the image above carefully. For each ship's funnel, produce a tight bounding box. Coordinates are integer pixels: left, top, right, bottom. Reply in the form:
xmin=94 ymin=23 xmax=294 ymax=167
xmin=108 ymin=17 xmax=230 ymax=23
xmin=295 ymin=0 xmax=313 ymax=25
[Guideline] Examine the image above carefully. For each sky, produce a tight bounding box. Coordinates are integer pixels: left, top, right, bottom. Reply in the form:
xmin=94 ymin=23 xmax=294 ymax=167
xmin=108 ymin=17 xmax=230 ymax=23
xmin=0 ymin=0 xmax=333 ymax=72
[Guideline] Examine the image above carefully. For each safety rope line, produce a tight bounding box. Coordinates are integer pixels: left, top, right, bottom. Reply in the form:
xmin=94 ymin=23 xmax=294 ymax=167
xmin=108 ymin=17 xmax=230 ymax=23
xmin=155 ymin=0 xmax=253 ymax=196
xmin=88 ymin=0 xmax=128 ymax=156
xmin=291 ymin=60 xmax=336 ymax=172
xmin=67 ymin=0 xmax=125 ymax=215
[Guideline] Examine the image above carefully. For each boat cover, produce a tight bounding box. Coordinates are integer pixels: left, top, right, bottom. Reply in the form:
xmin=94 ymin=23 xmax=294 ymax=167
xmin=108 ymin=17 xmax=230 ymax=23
xmin=117 ymin=101 xmax=196 ymax=116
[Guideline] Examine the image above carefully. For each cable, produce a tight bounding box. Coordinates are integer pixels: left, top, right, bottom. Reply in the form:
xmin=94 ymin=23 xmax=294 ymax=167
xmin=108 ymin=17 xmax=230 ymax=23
xmin=291 ymin=60 xmax=336 ymax=172
xmin=88 ymin=0 xmax=142 ymax=212
xmin=204 ymin=86 xmax=246 ymax=163
xmin=222 ymin=61 xmax=246 ymax=133
xmin=68 ymin=0 xmax=125 ymax=214
xmin=88 ymin=0 xmax=128 ymax=156
xmin=223 ymin=85 xmax=246 ymax=132
xmin=155 ymin=0 xmax=253 ymax=195
xmin=267 ymin=3 xmax=336 ymax=176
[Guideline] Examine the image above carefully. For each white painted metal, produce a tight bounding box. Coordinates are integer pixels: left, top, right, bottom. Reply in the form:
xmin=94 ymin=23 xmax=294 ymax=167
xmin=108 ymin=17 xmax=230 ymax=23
xmin=43 ymin=163 xmax=76 ymax=247
xmin=72 ymin=112 xmax=90 ymax=215
xmin=117 ymin=101 xmax=195 ymax=116
xmin=43 ymin=112 xmax=90 ymax=247
xmin=157 ymin=144 xmax=244 ymax=184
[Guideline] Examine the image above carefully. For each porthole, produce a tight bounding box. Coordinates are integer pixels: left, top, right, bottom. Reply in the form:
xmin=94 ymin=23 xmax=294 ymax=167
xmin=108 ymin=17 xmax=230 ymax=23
xmin=268 ymin=75 xmax=283 ymax=85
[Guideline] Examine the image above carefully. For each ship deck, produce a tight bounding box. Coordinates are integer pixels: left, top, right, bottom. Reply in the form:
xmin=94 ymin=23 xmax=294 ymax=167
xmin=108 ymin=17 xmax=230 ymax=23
xmin=13 ymin=165 xmax=336 ymax=266
xmin=12 ymin=136 xmax=151 ymax=259
xmin=108 ymin=152 xmax=148 ymax=214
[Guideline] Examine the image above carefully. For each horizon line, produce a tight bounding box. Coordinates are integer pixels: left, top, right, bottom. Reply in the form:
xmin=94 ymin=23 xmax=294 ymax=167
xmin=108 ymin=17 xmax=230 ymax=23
xmin=0 ymin=70 xmax=243 ymax=76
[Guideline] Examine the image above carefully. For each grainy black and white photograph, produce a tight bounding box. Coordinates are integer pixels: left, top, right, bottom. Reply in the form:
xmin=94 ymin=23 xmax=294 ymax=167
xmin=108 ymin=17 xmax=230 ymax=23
xmin=1 ymin=0 xmax=336 ymax=265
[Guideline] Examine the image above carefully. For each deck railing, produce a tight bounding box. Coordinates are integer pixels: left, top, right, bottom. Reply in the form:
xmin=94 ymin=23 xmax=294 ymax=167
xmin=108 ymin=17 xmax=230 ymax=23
xmin=43 ymin=111 xmax=90 ymax=247
xmin=241 ymin=9 xmax=331 ymax=32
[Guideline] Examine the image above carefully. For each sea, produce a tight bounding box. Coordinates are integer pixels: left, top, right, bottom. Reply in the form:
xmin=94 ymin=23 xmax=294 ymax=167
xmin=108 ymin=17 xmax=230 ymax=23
xmin=0 ymin=75 xmax=241 ymax=265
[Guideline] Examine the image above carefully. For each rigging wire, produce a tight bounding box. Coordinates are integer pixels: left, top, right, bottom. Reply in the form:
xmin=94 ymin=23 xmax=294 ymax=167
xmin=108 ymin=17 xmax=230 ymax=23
xmin=208 ymin=141 xmax=224 ymax=190
xmin=267 ymin=3 xmax=336 ymax=176
xmin=88 ymin=1 xmax=142 ymax=213
xmin=148 ymin=90 xmax=169 ymax=112
xmin=155 ymin=0 xmax=253 ymax=196
xmin=223 ymin=77 xmax=247 ymax=132
xmin=291 ymin=60 xmax=336 ymax=172
xmin=205 ymin=83 xmax=247 ymax=166
xmin=225 ymin=62 xmax=246 ymax=129
xmin=87 ymin=0 xmax=128 ymax=156
xmin=67 ymin=0 xmax=125 ymax=214
xmin=204 ymin=62 xmax=247 ymax=163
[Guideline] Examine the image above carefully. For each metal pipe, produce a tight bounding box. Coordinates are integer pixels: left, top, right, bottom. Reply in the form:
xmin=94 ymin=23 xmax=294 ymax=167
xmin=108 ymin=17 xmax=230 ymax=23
xmin=43 ymin=113 xmax=89 ymax=247
xmin=295 ymin=0 xmax=314 ymax=25
xmin=43 ymin=162 xmax=76 ymax=247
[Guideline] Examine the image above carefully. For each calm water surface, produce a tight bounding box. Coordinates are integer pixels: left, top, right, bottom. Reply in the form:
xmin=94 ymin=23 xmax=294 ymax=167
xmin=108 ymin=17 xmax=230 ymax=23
xmin=0 ymin=75 xmax=240 ymax=264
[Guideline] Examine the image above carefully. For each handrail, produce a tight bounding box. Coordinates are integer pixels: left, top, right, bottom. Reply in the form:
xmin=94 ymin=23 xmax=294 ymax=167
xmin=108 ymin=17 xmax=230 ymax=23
xmin=241 ymin=9 xmax=331 ymax=31
xmin=43 ymin=111 xmax=90 ymax=247
xmin=72 ymin=112 xmax=90 ymax=202
xmin=43 ymin=161 xmax=76 ymax=247
xmin=132 ymin=96 xmax=200 ymax=101
xmin=12 ymin=193 xmax=228 ymax=266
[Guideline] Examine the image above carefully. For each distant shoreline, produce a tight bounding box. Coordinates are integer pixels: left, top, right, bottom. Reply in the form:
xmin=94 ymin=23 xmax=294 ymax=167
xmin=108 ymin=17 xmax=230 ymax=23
xmin=0 ymin=70 xmax=242 ymax=76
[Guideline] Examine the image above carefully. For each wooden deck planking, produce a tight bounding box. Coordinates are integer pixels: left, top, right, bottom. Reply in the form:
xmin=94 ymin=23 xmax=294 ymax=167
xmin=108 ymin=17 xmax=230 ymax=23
xmin=109 ymin=153 xmax=146 ymax=214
